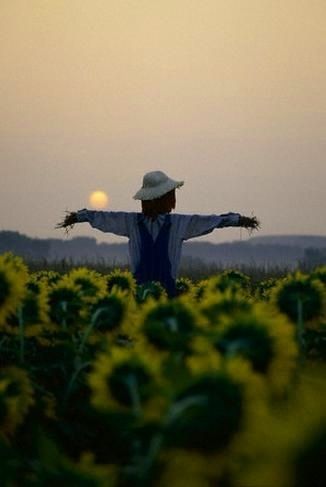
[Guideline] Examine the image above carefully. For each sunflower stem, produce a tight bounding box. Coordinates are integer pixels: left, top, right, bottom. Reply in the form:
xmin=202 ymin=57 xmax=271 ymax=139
xmin=79 ymin=307 xmax=106 ymax=354
xmin=126 ymin=374 xmax=141 ymax=416
xmin=139 ymin=395 xmax=207 ymax=478
xmin=164 ymin=395 xmax=207 ymax=426
xmin=60 ymin=301 xmax=68 ymax=331
xmin=63 ymin=361 xmax=91 ymax=405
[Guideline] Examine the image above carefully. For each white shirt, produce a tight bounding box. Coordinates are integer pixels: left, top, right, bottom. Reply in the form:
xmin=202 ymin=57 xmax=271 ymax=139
xmin=76 ymin=210 xmax=241 ymax=279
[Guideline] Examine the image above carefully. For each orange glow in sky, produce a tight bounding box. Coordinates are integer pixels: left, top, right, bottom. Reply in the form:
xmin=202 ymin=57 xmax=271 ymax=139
xmin=89 ymin=190 xmax=109 ymax=209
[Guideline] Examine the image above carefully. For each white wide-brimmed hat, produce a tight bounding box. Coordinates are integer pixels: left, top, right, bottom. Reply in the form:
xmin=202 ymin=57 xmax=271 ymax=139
xmin=133 ymin=170 xmax=184 ymax=201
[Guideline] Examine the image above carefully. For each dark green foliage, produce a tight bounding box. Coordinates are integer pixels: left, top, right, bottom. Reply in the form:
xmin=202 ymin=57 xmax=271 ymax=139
xmin=304 ymin=326 xmax=326 ymax=361
xmin=0 ymin=270 xmax=10 ymax=306
xmin=294 ymin=424 xmax=326 ymax=487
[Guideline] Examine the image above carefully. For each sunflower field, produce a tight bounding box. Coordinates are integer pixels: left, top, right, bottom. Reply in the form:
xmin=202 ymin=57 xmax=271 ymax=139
xmin=0 ymin=251 xmax=325 ymax=486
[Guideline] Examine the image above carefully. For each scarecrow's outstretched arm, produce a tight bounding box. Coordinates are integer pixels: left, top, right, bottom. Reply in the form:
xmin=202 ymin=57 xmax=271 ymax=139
xmin=182 ymin=212 xmax=261 ymax=240
xmin=55 ymin=208 xmax=131 ymax=237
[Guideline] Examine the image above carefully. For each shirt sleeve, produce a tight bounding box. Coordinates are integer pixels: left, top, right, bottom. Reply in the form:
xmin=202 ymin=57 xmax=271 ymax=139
xmin=76 ymin=209 xmax=131 ymax=237
xmin=181 ymin=212 xmax=241 ymax=240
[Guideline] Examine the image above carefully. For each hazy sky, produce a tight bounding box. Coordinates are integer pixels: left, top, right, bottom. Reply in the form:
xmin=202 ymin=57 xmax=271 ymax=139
xmin=1 ymin=0 xmax=325 ymax=244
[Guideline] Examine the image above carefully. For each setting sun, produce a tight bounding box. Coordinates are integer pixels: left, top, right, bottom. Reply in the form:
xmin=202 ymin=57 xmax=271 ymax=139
xmin=88 ymin=190 xmax=109 ymax=209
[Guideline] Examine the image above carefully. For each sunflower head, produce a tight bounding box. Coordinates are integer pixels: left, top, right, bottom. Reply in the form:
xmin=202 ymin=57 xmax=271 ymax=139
xmin=0 ymin=253 xmax=28 ymax=326
xmin=33 ymin=270 xmax=61 ymax=287
xmin=270 ymin=271 xmax=326 ymax=323
xmin=192 ymin=280 xmax=209 ymax=302
xmin=175 ymin=277 xmax=194 ymax=297
xmin=211 ymin=304 xmax=298 ymax=394
xmin=206 ymin=270 xmax=251 ymax=296
xmin=254 ymin=277 xmax=279 ymax=301
xmin=1 ymin=252 xmax=29 ymax=277
xmin=6 ymin=278 xmax=49 ymax=328
xmin=88 ymin=344 xmax=165 ymax=418
xmin=106 ymin=269 xmax=136 ymax=295
xmin=139 ymin=298 xmax=202 ymax=353
xmin=165 ymin=357 xmax=261 ymax=454
xmin=311 ymin=265 xmax=326 ymax=287
xmin=214 ymin=314 xmax=274 ymax=373
xmin=90 ymin=291 xmax=130 ymax=335
xmin=48 ymin=282 xmax=85 ymax=327
xmin=62 ymin=267 xmax=107 ymax=304
xmin=168 ymin=374 xmax=243 ymax=452
xmin=199 ymin=288 xmax=254 ymax=327
xmin=136 ymin=281 xmax=167 ymax=303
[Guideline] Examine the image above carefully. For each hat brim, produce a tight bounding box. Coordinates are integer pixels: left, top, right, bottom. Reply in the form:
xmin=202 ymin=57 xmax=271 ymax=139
xmin=133 ymin=179 xmax=184 ymax=201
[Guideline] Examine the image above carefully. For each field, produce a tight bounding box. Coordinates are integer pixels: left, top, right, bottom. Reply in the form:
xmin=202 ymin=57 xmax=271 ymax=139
xmin=0 ymin=252 xmax=325 ymax=486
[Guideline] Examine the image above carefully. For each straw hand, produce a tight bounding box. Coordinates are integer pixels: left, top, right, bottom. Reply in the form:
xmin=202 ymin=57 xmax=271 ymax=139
xmin=239 ymin=215 xmax=261 ymax=236
xmin=55 ymin=211 xmax=78 ymax=235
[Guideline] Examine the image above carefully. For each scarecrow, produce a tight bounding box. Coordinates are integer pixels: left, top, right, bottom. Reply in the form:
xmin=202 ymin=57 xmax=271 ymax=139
xmin=56 ymin=171 xmax=260 ymax=297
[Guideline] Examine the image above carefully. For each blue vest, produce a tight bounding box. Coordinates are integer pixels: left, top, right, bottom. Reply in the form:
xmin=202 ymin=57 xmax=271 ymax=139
xmin=134 ymin=213 xmax=177 ymax=297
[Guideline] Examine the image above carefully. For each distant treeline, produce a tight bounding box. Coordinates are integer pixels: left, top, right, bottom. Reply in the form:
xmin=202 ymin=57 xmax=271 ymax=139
xmin=1 ymin=230 xmax=326 ymax=270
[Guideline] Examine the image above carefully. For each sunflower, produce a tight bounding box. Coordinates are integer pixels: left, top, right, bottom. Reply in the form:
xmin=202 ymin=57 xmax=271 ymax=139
xmin=1 ymin=252 xmax=29 ymax=276
xmin=211 ymin=303 xmax=298 ymax=395
xmin=6 ymin=278 xmax=50 ymax=329
xmin=89 ymin=290 xmax=131 ymax=334
xmin=32 ymin=270 xmax=61 ymax=287
xmin=311 ymin=265 xmax=326 ymax=287
xmin=48 ymin=281 xmax=85 ymax=327
xmin=175 ymin=277 xmax=194 ymax=297
xmin=0 ymin=367 xmax=34 ymax=436
xmin=106 ymin=269 xmax=137 ymax=295
xmin=136 ymin=297 xmax=204 ymax=354
xmin=164 ymin=357 xmax=265 ymax=455
xmin=136 ymin=281 xmax=167 ymax=303
xmin=254 ymin=277 xmax=279 ymax=301
xmin=88 ymin=343 xmax=166 ymax=419
xmin=81 ymin=288 xmax=137 ymax=350
xmin=270 ymin=271 xmax=326 ymax=324
xmin=0 ymin=254 xmax=28 ymax=326
xmin=61 ymin=267 xmax=107 ymax=305
xmin=205 ymin=270 xmax=251 ymax=297
xmin=199 ymin=288 xmax=254 ymax=328
xmin=192 ymin=279 xmax=209 ymax=302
